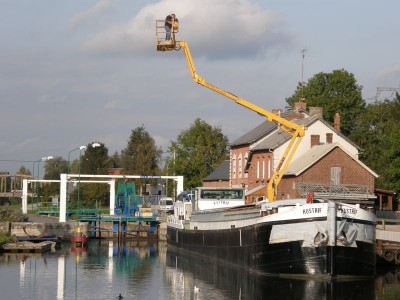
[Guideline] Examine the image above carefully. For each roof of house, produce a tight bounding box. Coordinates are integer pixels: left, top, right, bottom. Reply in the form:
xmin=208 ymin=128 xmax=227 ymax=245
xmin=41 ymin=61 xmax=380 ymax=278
xmin=251 ymin=115 xmax=361 ymax=152
xmin=285 ymin=142 xmax=378 ymax=177
xmin=251 ymin=116 xmax=314 ymax=151
xmin=230 ymin=121 xmax=277 ymax=147
xmin=203 ymin=160 xmax=230 ymax=181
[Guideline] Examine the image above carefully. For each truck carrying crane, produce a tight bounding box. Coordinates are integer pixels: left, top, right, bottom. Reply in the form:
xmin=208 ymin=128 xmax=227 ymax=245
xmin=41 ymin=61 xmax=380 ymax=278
xmin=155 ymin=20 xmax=306 ymax=201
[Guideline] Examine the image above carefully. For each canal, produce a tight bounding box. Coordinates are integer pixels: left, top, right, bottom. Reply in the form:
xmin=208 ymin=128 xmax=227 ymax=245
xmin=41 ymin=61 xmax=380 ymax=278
xmin=0 ymin=240 xmax=399 ymax=299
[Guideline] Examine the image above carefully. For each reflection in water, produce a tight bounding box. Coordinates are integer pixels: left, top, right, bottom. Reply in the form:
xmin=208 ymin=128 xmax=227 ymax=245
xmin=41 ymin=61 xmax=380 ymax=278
xmin=166 ymin=248 xmax=376 ymax=300
xmin=376 ymin=266 xmax=400 ymax=299
xmin=0 ymin=240 xmax=163 ymax=300
xmin=0 ymin=241 xmax=399 ymax=299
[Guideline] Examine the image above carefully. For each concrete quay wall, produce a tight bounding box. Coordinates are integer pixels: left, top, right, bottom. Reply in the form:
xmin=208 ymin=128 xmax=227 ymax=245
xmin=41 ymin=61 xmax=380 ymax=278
xmin=0 ymin=221 xmax=89 ymax=241
xmin=0 ymin=220 xmax=167 ymax=241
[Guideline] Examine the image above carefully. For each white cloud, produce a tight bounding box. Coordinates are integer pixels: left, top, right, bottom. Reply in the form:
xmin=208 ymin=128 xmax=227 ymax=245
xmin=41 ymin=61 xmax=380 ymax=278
xmin=69 ymin=0 xmax=116 ymax=30
xmin=80 ymin=0 xmax=292 ymax=59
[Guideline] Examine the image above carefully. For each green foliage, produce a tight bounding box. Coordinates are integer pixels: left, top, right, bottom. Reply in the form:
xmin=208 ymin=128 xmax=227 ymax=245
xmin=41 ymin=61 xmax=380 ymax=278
xmin=285 ymin=68 xmax=400 ymax=192
xmin=349 ymin=95 xmax=400 ymax=192
xmin=167 ymin=118 xmax=229 ymax=189
xmin=71 ymin=183 xmax=110 ymax=208
xmin=43 ymin=156 xmax=68 ymax=179
xmin=71 ymin=142 xmax=111 ymax=207
xmin=120 ymin=125 xmax=162 ymax=193
xmin=69 ymin=159 xmax=79 ymax=174
xmin=17 ymin=165 xmax=31 ymax=176
xmin=384 ymin=123 xmax=400 ymax=192
xmin=0 ymin=232 xmax=11 ymax=245
xmin=42 ymin=156 xmax=68 ymax=200
xmin=109 ymin=151 xmax=121 ymax=168
xmin=286 ymin=69 xmax=365 ymax=136
xmin=0 ymin=208 xmax=27 ymax=222
xmin=80 ymin=142 xmax=110 ymax=174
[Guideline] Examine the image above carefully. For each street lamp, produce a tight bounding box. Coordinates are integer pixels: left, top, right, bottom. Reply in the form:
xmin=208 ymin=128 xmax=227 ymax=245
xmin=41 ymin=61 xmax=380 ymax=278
xmin=68 ymin=143 xmax=101 ymax=210
xmin=68 ymin=143 xmax=101 ymax=173
xmin=32 ymin=156 xmax=54 ymax=210
xmin=68 ymin=146 xmax=87 ymax=174
xmin=77 ymin=146 xmax=86 ymax=211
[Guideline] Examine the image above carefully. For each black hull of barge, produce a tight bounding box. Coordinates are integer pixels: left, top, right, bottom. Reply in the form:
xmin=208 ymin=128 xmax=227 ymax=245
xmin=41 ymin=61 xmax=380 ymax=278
xmin=167 ymin=222 xmax=376 ymax=278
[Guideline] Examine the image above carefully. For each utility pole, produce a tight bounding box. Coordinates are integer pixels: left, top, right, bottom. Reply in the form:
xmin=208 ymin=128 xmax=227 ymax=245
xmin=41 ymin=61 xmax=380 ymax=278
xmin=375 ymin=87 xmax=400 ymax=101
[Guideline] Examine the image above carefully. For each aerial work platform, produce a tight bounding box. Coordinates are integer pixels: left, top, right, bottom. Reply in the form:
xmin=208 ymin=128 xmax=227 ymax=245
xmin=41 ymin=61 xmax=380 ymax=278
xmin=155 ymin=19 xmax=180 ymax=52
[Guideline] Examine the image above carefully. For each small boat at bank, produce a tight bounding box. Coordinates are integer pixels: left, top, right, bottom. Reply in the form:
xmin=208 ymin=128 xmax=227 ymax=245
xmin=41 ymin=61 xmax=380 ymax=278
xmin=71 ymin=226 xmax=88 ymax=247
xmin=167 ymin=187 xmax=376 ymax=278
xmin=1 ymin=241 xmax=53 ymax=253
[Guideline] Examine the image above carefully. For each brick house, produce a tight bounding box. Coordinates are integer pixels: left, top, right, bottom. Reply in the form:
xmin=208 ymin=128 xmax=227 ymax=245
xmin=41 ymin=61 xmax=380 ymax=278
xmin=278 ymin=142 xmax=377 ymax=200
xmin=203 ymin=104 xmax=378 ymax=203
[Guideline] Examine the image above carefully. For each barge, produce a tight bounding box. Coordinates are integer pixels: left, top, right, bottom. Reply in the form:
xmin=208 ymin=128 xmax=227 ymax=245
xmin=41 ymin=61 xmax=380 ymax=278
xmin=167 ymin=188 xmax=376 ymax=278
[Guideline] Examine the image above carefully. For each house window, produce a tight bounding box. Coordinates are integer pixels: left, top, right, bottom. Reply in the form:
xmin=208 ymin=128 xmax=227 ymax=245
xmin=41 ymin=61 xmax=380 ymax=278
xmin=331 ymin=167 xmax=341 ymax=185
xmin=262 ymin=160 xmax=265 ymax=179
xmin=238 ymin=154 xmax=242 ymax=178
xmin=232 ymin=155 xmax=236 ymax=179
xmin=257 ymin=161 xmax=260 ymax=179
xmin=244 ymin=152 xmax=249 ymax=179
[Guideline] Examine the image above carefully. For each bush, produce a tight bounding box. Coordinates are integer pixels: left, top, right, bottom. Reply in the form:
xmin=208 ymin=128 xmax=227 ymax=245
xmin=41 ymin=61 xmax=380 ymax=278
xmin=0 ymin=208 xmax=28 ymax=222
xmin=0 ymin=232 xmax=11 ymax=245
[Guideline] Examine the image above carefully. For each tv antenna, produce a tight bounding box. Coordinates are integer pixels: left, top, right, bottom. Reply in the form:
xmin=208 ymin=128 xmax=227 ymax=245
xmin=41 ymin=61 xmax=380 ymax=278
xmin=300 ymin=48 xmax=308 ymax=102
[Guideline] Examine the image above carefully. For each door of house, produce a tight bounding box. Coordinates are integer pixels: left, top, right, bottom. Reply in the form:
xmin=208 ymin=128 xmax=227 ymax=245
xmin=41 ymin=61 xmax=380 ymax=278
xmin=330 ymin=167 xmax=342 ymax=185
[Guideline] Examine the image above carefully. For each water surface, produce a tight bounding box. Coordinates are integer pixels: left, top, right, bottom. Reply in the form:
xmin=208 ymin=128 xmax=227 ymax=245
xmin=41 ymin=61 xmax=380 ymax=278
xmin=0 ymin=240 xmax=399 ymax=299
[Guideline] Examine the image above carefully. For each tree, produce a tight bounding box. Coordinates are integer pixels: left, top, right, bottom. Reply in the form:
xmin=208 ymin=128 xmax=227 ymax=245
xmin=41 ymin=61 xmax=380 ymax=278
xmin=350 ymin=94 xmax=400 ymax=192
xmin=42 ymin=157 xmax=68 ymax=200
xmin=286 ymin=69 xmax=365 ymax=136
xmin=80 ymin=142 xmax=110 ymax=175
xmin=17 ymin=166 xmax=31 ymax=176
xmin=121 ymin=125 xmax=162 ymax=193
xmin=72 ymin=142 xmax=111 ymax=208
xmin=77 ymin=183 xmax=110 ymax=208
xmin=109 ymin=151 xmax=121 ymax=169
xmin=167 ymin=118 xmax=229 ymax=190
xmin=384 ymin=123 xmax=400 ymax=192
xmin=43 ymin=157 xmax=68 ymax=180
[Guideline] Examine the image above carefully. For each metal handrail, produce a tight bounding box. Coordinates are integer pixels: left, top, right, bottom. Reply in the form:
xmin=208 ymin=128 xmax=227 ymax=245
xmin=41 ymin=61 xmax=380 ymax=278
xmin=295 ymin=182 xmax=376 ymax=199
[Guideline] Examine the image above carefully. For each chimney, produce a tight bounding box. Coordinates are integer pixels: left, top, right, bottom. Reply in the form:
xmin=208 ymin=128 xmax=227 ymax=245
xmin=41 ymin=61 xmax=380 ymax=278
xmin=293 ymin=100 xmax=307 ymax=112
xmin=326 ymin=133 xmax=333 ymax=144
xmin=311 ymin=135 xmax=320 ymax=147
xmin=272 ymin=109 xmax=282 ymax=116
xmin=309 ymin=107 xmax=323 ymax=118
xmin=334 ymin=112 xmax=341 ymax=132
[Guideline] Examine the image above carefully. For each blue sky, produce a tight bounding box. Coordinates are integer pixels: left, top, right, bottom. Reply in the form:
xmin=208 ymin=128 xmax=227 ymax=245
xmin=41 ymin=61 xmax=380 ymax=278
xmin=1 ymin=0 xmax=399 ymax=175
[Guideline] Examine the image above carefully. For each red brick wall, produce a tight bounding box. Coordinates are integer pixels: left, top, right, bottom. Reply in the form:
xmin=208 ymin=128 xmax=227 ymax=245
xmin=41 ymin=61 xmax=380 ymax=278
xmin=231 ymin=146 xmax=274 ymax=191
xmin=202 ymin=181 xmax=230 ymax=188
xmin=246 ymin=152 xmax=273 ymax=191
xmin=277 ymin=147 xmax=375 ymax=199
xmin=230 ymin=145 xmax=250 ymax=187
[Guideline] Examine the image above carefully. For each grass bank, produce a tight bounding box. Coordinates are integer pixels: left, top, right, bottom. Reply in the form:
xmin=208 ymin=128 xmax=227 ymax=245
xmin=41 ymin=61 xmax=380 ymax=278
xmin=0 ymin=207 xmax=26 ymax=245
xmin=0 ymin=232 xmax=10 ymax=245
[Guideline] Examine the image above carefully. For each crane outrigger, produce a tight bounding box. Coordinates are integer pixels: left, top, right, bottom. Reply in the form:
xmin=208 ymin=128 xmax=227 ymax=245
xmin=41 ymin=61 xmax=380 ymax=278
xmin=156 ymin=20 xmax=306 ymax=201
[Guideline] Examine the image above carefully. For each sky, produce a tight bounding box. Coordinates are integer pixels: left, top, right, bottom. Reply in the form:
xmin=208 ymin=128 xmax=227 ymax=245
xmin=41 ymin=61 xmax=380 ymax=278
xmin=1 ymin=0 xmax=399 ymax=175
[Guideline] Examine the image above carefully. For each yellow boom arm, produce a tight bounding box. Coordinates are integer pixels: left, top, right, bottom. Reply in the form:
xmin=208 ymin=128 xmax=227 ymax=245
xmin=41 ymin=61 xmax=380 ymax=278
xmin=171 ymin=40 xmax=305 ymax=201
